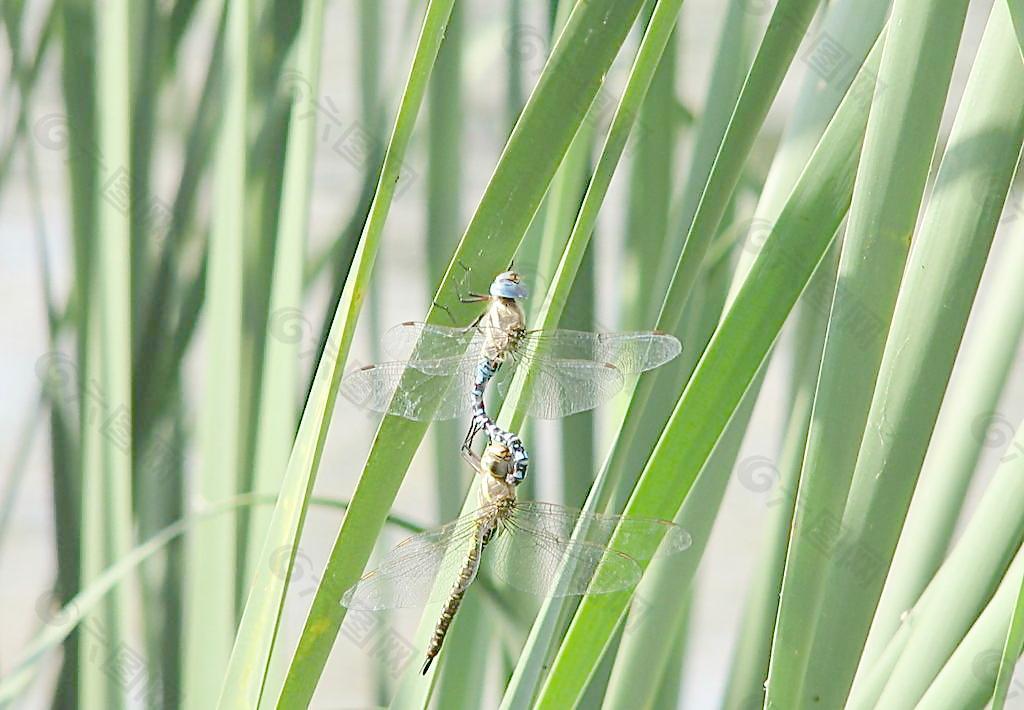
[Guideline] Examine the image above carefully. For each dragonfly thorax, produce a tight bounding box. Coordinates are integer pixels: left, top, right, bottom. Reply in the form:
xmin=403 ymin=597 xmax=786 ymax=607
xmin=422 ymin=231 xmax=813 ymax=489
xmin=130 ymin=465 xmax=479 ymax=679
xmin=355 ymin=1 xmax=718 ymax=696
xmin=479 ymin=471 xmax=516 ymax=504
xmin=478 ymin=443 xmax=519 ymax=505
xmin=480 ymin=298 xmax=526 ymax=363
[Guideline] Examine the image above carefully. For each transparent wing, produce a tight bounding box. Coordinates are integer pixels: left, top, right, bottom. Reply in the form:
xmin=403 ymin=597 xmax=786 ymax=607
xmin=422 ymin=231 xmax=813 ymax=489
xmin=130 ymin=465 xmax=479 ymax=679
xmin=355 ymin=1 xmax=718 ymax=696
xmin=341 ymin=513 xmax=487 ymax=611
xmin=340 ymin=358 xmax=479 ymax=420
xmin=381 ymin=322 xmax=487 ymax=365
xmin=483 ymin=520 xmax=642 ymax=596
xmin=510 ymin=501 xmax=692 ymax=560
xmin=517 ymin=330 xmax=682 ymax=374
xmin=490 ymin=357 xmax=625 ymax=419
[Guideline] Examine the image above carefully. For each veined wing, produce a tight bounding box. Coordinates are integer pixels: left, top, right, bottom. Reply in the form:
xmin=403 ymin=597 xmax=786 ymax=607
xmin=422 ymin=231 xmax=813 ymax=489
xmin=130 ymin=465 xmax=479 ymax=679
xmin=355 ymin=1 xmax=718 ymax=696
xmin=340 ymin=357 xmax=478 ymax=420
xmin=491 ymin=357 xmax=624 ymax=419
xmin=341 ymin=512 xmax=489 ymax=611
xmin=482 ymin=519 xmax=642 ymax=597
xmin=382 ymin=322 xmax=487 ymax=366
xmin=517 ymin=330 xmax=682 ymax=374
xmin=511 ymin=501 xmax=692 ymax=561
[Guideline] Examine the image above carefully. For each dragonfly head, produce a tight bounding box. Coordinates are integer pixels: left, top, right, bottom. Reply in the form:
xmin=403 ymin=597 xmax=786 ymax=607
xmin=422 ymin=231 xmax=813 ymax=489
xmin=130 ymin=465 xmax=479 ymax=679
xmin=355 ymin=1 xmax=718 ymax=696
xmin=481 ymin=442 xmax=516 ymax=481
xmin=490 ymin=271 xmax=528 ymax=300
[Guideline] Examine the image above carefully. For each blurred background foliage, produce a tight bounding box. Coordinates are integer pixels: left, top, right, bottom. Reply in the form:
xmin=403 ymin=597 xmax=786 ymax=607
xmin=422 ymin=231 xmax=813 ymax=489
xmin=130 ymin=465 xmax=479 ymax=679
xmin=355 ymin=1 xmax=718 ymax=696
xmin=2 ymin=0 xmax=1024 ymax=708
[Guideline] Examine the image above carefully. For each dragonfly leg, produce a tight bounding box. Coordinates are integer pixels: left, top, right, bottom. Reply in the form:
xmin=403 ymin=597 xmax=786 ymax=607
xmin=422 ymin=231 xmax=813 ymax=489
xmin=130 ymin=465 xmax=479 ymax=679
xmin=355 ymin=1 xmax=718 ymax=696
xmin=431 ymin=298 xmax=457 ymax=325
xmin=462 ymin=420 xmax=481 ymax=453
xmin=451 ymin=259 xmax=486 ymax=304
xmin=462 ymin=311 xmax=484 ymax=334
xmin=460 ymin=444 xmax=480 ymax=470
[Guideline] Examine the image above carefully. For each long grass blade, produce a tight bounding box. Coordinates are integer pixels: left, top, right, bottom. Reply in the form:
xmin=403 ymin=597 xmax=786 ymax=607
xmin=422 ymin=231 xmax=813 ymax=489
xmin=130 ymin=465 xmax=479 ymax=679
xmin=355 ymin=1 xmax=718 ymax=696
xmin=915 ymin=544 xmax=1024 ymax=709
xmin=603 ymin=373 xmax=756 ymax=709
xmin=274 ymin=2 xmax=650 ymax=704
xmin=721 ymin=243 xmax=837 ymax=709
xmin=861 ymin=180 xmax=1024 ymax=682
xmin=217 ymin=1 xmax=457 ymax=705
xmin=182 ymin=0 xmax=251 ymax=703
xmin=650 ymin=0 xmax=755 ymax=304
xmin=532 ymin=40 xmax=881 ymax=708
xmin=243 ymin=0 xmax=326 ymax=592
xmin=800 ymin=4 xmax=1022 ymax=704
xmin=0 ymin=494 xmax=418 ymax=705
xmin=494 ymin=0 xmax=694 ymax=699
xmin=993 ymin=567 xmax=1024 ymax=709
xmin=1010 ymin=0 xmax=1024 ymax=62
xmin=598 ymin=0 xmax=819 ymax=513
xmin=766 ymin=0 xmax=972 ymax=702
xmin=76 ymin=0 xmax=135 ymax=706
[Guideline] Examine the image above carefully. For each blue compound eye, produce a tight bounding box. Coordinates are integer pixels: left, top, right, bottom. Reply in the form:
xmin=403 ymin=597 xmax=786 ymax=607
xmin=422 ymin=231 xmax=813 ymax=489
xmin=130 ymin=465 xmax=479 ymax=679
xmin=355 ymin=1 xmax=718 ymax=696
xmin=490 ymin=272 xmax=528 ymax=299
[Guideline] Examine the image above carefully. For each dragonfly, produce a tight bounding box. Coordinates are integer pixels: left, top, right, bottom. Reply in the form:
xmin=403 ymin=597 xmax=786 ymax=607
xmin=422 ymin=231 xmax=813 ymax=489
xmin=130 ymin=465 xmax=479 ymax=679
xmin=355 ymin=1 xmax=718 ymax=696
xmin=341 ymin=442 xmax=692 ymax=674
xmin=341 ymin=270 xmax=682 ymax=481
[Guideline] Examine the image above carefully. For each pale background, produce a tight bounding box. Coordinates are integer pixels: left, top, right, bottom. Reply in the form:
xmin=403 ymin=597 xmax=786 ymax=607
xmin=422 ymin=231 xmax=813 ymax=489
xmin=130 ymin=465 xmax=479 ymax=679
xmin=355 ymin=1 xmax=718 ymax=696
xmin=2 ymin=0 xmax=1022 ymax=707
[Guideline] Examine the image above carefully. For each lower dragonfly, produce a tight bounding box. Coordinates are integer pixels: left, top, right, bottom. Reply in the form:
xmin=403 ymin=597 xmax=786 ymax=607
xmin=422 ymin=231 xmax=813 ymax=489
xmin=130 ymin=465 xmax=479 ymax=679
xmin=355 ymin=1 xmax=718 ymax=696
xmin=341 ymin=270 xmax=682 ymax=482
xmin=341 ymin=442 xmax=692 ymax=674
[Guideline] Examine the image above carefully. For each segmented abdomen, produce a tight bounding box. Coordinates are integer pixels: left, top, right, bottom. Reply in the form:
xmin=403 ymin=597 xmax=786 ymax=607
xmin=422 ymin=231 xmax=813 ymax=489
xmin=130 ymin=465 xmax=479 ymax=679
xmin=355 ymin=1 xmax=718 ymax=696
xmin=421 ymin=524 xmax=489 ymax=674
xmin=470 ymin=359 xmax=529 ymax=482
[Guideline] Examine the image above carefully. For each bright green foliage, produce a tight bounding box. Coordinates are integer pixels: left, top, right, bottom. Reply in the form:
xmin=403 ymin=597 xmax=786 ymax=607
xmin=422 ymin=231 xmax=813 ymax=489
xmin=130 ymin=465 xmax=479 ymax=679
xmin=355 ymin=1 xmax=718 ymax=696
xmin=6 ymin=2 xmax=1024 ymax=709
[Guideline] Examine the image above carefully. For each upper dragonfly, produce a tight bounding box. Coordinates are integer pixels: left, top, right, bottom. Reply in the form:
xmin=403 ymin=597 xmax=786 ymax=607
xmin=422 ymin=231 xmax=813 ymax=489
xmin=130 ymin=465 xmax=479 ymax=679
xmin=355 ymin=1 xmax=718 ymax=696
xmin=341 ymin=269 xmax=682 ymax=434
xmin=341 ymin=442 xmax=692 ymax=674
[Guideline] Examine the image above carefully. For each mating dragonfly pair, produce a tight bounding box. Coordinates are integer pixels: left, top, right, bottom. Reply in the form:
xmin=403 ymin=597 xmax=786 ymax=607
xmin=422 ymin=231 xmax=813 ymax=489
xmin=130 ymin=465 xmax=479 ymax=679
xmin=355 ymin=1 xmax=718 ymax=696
xmin=340 ymin=270 xmax=689 ymax=673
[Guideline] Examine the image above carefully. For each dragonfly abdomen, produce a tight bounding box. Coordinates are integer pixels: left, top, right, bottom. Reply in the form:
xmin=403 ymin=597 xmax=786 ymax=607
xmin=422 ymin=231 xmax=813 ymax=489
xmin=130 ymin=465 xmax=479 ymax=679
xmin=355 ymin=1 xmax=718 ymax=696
xmin=421 ymin=526 xmax=488 ymax=674
xmin=468 ymin=359 xmax=529 ymax=483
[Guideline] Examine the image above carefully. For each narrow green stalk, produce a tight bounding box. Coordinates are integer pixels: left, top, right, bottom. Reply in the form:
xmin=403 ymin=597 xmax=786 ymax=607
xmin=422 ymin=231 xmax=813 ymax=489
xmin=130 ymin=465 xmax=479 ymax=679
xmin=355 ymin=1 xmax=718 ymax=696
xmin=623 ymin=15 xmax=676 ymax=329
xmin=861 ymin=193 xmax=1024 ymax=673
xmin=531 ymin=110 xmax=593 ymax=313
xmin=603 ymin=371 xmax=757 ymax=709
xmin=223 ymin=0 xmax=459 ymax=704
xmin=0 ymin=494 xmax=420 ymax=705
xmin=54 ymin=7 xmax=97 ymax=703
xmin=490 ymin=4 xmax=698 ymax=699
xmin=598 ymin=0 xmax=819 ymax=515
xmin=992 ymin=565 xmax=1024 ymax=708
xmin=127 ymin=0 xmax=164 ymax=318
xmin=560 ymin=245 xmax=596 ymax=506
xmin=244 ymin=0 xmax=326 ymax=588
xmin=275 ymin=2 xmax=649 ymax=704
xmin=78 ymin=0 xmax=135 ymax=707
xmin=651 ymin=0 xmax=754 ymax=304
xmin=916 ymin=544 xmax=1024 ymax=709
xmin=533 ymin=41 xmax=880 ymax=707
xmin=767 ymin=0 xmax=972 ymax=701
xmin=803 ymin=4 xmax=1020 ymax=704
xmin=360 ymin=0 xmax=386 ymax=374
xmin=422 ymin=8 xmax=488 ymax=709
xmin=722 ymin=244 xmax=837 ymax=709
xmin=184 ymin=0 xmax=250 ymax=704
